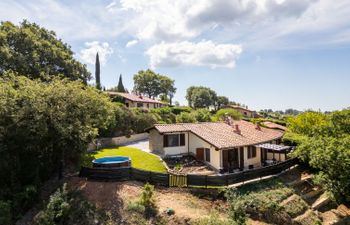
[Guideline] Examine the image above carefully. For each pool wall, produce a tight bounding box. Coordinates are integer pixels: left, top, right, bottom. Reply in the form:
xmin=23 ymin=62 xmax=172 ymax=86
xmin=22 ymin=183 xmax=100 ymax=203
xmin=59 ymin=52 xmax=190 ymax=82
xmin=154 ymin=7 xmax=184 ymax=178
xmin=92 ymin=156 xmax=131 ymax=168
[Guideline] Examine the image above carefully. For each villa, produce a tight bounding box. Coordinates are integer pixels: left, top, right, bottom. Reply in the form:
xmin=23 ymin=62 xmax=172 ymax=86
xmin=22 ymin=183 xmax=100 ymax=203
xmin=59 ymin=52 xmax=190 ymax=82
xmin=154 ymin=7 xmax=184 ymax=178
xmin=147 ymin=120 xmax=291 ymax=173
xmin=222 ymin=105 xmax=260 ymax=118
xmin=107 ymin=91 xmax=166 ymax=109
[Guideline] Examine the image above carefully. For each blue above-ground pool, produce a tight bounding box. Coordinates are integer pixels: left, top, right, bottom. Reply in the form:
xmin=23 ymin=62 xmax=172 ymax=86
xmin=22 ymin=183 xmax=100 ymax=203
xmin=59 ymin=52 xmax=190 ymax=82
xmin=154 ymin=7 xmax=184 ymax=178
xmin=92 ymin=156 xmax=131 ymax=168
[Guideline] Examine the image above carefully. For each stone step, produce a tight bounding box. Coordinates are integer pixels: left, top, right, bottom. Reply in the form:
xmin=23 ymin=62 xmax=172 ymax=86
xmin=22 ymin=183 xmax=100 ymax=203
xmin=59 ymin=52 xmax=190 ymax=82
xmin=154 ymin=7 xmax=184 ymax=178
xmin=312 ymin=193 xmax=331 ymax=210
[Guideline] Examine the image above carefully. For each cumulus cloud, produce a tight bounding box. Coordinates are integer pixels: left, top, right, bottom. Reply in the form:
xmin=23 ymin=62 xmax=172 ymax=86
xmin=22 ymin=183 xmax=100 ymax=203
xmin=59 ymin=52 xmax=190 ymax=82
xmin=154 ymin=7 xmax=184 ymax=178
xmin=79 ymin=41 xmax=113 ymax=65
xmin=146 ymin=41 xmax=242 ymax=69
xmin=125 ymin=39 xmax=138 ymax=47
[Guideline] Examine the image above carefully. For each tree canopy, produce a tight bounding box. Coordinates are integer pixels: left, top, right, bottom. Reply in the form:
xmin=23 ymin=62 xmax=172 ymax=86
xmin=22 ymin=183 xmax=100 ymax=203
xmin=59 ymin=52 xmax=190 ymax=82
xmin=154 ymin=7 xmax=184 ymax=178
xmin=0 ymin=73 xmax=114 ymax=221
xmin=117 ymin=74 xmax=126 ymax=92
xmin=186 ymin=86 xmax=218 ymax=109
xmin=0 ymin=20 xmax=90 ymax=82
xmin=287 ymin=110 xmax=350 ymax=203
xmin=133 ymin=69 xmax=176 ymax=103
xmin=95 ymin=53 xmax=101 ymax=90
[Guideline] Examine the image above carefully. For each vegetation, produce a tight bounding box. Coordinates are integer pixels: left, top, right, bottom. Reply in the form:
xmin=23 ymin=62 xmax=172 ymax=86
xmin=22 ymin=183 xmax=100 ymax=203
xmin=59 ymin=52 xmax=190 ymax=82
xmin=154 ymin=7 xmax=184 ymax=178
xmin=186 ymin=86 xmax=218 ymax=109
xmin=102 ymin=105 xmax=159 ymax=137
xmin=127 ymin=183 xmax=159 ymax=221
xmin=0 ymin=20 xmax=90 ymax=82
xmin=94 ymin=147 xmax=167 ymax=173
xmin=0 ymin=74 xmax=114 ymax=223
xmin=133 ymin=69 xmax=176 ymax=104
xmin=226 ymin=178 xmax=295 ymax=225
xmin=287 ymin=110 xmax=350 ymax=203
xmin=214 ymin=108 xmax=242 ymax=121
xmin=34 ymin=184 xmax=110 ymax=225
xmin=193 ymin=211 xmax=233 ymax=225
xmin=95 ymin=52 xmax=101 ymax=90
xmin=117 ymin=74 xmax=126 ymax=92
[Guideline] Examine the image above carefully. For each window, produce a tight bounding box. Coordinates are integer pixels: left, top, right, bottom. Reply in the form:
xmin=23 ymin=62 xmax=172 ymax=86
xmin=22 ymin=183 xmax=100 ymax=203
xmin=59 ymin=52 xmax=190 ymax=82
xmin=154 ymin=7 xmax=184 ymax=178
xmin=163 ymin=133 xmax=185 ymax=147
xmin=248 ymin=146 xmax=256 ymax=159
xmin=205 ymin=148 xmax=210 ymax=162
xmin=137 ymin=102 xmax=143 ymax=108
xmin=147 ymin=103 xmax=149 ymax=108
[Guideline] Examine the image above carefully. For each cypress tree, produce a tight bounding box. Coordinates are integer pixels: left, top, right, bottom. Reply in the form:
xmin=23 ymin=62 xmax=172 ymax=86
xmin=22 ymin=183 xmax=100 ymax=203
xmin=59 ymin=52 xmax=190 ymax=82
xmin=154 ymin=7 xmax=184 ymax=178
xmin=117 ymin=74 xmax=126 ymax=92
xmin=95 ymin=52 xmax=101 ymax=90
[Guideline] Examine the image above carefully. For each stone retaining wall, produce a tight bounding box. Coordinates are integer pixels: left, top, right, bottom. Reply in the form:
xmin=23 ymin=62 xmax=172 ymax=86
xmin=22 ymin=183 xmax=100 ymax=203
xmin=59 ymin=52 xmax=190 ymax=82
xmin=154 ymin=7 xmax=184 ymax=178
xmin=88 ymin=133 xmax=149 ymax=151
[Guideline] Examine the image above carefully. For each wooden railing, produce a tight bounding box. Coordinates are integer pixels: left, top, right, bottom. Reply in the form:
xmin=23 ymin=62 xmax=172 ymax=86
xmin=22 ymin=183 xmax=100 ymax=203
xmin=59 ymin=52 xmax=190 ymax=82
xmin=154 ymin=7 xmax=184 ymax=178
xmin=79 ymin=157 xmax=299 ymax=187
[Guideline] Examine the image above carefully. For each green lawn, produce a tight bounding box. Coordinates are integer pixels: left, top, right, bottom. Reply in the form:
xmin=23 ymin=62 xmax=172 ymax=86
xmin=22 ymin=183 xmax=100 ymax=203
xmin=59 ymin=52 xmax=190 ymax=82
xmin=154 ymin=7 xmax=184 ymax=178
xmin=93 ymin=146 xmax=167 ymax=173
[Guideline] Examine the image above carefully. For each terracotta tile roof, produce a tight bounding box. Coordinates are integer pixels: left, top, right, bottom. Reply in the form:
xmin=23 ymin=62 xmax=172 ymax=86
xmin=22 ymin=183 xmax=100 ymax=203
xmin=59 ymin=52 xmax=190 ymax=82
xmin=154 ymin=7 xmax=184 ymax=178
xmin=106 ymin=92 xmax=164 ymax=104
xmin=262 ymin=121 xmax=287 ymax=131
xmin=150 ymin=120 xmax=284 ymax=150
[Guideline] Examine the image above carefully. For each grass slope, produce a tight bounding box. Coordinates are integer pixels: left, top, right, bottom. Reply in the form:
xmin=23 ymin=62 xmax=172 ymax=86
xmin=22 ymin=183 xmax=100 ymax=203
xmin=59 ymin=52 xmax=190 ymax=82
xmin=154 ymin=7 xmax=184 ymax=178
xmin=94 ymin=147 xmax=167 ymax=173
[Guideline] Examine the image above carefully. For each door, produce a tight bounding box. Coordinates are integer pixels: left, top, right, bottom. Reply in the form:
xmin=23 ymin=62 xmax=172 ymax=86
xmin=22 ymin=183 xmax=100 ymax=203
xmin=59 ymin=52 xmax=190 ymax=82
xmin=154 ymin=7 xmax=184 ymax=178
xmin=196 ymin=148 xmax=204 ymax=161
xmin=228 ymin=149 xmax=239 ymax=169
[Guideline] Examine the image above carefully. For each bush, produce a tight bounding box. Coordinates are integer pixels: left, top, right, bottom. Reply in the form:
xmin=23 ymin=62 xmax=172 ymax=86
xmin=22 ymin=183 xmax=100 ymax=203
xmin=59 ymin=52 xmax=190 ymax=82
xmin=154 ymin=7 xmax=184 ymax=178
xmin=170 ymin=106 xmax=192 ymax=115
xmin=193 ymin=109 xmax=212 ymax=122
xmin=193 ymin=211 xmax=234 ymax=225
xmin=150 ymin=107 xmax=176 ymax=124
xmin=126 ymin=201 xmax=145 ymax=214
xmin=214 ymin=108 xmax=242 ymax=121
xmin=176 ymin=112 xmax=197 ymax=123
xmin=0 ymin=201 xmax=12 ymax=225
xmin=34 ymin=184 xmax=109 ymax=225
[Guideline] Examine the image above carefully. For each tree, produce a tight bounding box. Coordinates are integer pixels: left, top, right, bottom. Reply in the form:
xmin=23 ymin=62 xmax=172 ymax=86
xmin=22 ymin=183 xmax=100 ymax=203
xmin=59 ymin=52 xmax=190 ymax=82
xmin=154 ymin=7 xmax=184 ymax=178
xmin=216 ymin=96 xmax=229 ymax=109
xmin=95 ymin=53 xmax=101 ymax=90
xmin=215 ymin=108 xmax=242 ymax=121
xmin=133 ymin=69 xmax=175 ymax=100
xmin=289 ymin=109 xmax=350 ymax=203
xmin=117 ymin=74 xmax=126 ymax=92
xmin=0 ymin=73 xmax=115 ymax=221
xmin=0 ymin=20 xmax=90 ymax=82
xmin=186 ymin=86 xmax=217 ymax=109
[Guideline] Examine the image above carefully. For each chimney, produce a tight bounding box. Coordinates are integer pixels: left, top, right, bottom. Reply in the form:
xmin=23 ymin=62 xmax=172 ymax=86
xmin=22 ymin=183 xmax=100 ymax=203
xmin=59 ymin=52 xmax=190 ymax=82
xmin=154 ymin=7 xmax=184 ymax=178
xmin=256 ymin=124 xmax=261 ymax=131
xmin=234 ymin=124 xmax=241 ymax=135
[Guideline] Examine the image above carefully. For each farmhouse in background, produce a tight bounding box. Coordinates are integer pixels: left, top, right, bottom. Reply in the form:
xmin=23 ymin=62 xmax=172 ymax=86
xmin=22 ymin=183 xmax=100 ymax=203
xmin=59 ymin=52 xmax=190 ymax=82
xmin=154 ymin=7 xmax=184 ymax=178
xmin=222 ymin=105 xmax=260 ymax=118
xmin=106 ymin=91 xmax=166 ymax=109
xmin=147 ymin=119 xmax=291 ymax=173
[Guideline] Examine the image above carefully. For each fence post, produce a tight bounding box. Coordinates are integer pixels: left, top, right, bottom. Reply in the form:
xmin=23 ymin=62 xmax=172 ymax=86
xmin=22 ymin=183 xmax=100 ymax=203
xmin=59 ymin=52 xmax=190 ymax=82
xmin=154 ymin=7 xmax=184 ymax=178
xmin=226 ymin=175 xmax=228 ymax=187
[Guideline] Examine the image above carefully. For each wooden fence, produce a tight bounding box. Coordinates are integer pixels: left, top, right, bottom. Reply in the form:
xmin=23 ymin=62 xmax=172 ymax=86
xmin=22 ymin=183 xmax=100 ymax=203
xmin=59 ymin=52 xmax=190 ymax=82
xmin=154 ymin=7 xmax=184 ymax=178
xmin=79 ymin=157 xmax=299 ymax=187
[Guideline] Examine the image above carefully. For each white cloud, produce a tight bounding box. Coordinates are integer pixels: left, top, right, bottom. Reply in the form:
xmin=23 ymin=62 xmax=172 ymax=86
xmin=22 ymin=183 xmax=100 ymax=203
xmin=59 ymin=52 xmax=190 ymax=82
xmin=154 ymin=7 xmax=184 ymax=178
xmin=146 ymin=40 xmax=242 ymax=69
xmin=125 ymin=39 xmax=138 ymax=47
xmin=79 ymin=41 xmax=113 ymax=65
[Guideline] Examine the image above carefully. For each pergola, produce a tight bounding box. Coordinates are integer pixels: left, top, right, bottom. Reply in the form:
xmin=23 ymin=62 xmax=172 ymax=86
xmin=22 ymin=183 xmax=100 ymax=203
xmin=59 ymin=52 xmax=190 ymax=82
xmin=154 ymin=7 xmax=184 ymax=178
xmin=255 ymin=143 xmax=292 ymax=162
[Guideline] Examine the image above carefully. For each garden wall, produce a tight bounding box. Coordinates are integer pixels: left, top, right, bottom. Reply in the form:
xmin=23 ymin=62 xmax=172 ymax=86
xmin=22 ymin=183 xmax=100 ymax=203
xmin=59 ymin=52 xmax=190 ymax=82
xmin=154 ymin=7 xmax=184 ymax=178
xmin=87 ymin=133 xmax=149 ymax=151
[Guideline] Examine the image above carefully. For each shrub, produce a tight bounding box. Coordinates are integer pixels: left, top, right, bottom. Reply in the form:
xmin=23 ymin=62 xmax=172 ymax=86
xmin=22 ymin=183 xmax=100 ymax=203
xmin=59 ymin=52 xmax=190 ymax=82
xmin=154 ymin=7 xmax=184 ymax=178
xmin=140 ymin=183 xmax=158 ymax=218
xmin=193 ymin=211 xmax=234 ymax=225
xmin=193 ymin=109 xmax=212 ymax=122
xmin=34 ymin=184 xmax=71 ymax=225
xmin=170 ymin=106 xmax=192 ymax=115
xmin=127 ymin=201 xmax=145 ymax=214
xmin=176 ymin=112 xmax=197 ymax=123
xmin=0 ymin=201 xmax=12 ymax=225
xmin=214 ymin=108 xmax=242 ymax=121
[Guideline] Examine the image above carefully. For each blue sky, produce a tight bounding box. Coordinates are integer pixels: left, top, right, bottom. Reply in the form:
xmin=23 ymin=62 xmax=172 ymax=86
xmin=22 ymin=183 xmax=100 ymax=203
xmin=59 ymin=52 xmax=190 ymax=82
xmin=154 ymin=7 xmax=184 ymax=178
xmin=1 ymin=0 xmax=349 ymax=111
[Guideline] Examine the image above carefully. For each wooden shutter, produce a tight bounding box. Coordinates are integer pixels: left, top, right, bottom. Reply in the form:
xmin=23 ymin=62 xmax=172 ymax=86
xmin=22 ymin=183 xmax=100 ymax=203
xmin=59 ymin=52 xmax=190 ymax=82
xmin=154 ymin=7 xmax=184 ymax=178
xmin=252 ymin=146 xmax=256 ymax=158
xmin=180 ymin=133 xmax=185 ymax=146
xmin=163 ymin=135 xmax=168 ymax=147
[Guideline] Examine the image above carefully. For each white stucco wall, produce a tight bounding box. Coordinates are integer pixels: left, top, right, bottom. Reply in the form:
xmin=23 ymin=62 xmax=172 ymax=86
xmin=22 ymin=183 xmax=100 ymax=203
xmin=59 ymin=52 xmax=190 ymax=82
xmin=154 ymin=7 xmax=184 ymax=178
xmin=244 ymin=147 xmax=261 ymax=168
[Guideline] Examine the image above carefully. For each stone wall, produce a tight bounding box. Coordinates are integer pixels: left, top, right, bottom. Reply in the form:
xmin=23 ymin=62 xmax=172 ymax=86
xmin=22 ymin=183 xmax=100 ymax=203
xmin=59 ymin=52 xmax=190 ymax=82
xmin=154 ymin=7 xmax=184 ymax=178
xmin=88 ymin=133 xmax=149 ymax=151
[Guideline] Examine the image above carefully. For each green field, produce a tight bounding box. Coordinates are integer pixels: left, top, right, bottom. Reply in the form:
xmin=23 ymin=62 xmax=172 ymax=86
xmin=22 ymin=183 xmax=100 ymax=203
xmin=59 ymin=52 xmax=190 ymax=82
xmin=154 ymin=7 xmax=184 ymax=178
xmin=93 ymin=146 xmax=167 ymax=173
